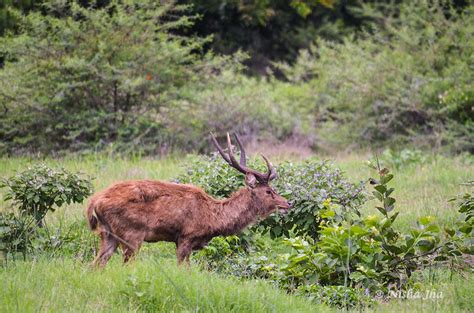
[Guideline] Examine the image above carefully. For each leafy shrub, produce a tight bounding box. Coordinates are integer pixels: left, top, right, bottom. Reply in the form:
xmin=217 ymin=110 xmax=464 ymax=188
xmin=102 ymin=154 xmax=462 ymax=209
xmin=1 ymin=164 xmax=93 ymax=225
xmin=377 ymin=148 xmax=428 ymax=170
xmin=185 ymin=156 xmax=471 ymax=308
xmin=278 ymin=0 xmax=473 ymax=152
xmin=176 ymin=154 xmax=366 ymax=239
xmin=445 ymin=182 xmax=474 ymax=256
xmin=261 ymin=159 xmax=366 ymax=239
xmin=276 ymin=164 xmax=470 ymax=297
xmin=0 ymin=164 xmax=92 ymax=263
xmin=295 ymin=284 xmax=374 ymax=309
xmin=0 ymin=0 xmax=237 ymax=155
xmin=0 ymin=212 xmax=34 ymax=262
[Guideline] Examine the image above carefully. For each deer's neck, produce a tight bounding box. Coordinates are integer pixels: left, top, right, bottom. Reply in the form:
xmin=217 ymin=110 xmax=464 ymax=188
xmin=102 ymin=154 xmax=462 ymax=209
xmin=211 ymin=189 xmax=260 ymax=236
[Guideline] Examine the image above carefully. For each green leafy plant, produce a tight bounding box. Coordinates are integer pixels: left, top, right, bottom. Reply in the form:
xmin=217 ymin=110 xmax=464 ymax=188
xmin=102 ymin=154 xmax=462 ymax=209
xmin=0 ymin=164 xmax=93 ymax=263
xmin=377 ymin=148 xmax=428 ymax=170
xmin=0 ymin=212 xmax=34 ymax=263
xmin=445 ymin=181 xmax=474 ymax=256
xmin=1 ymin=164 xmax=93 ymax=226
xmin=278 ymin=162 xmax=463 ymax=296
xmin=181 ymin=155 xmax=472 ymax=308
xmin=260 ymin=159 xmax=366 ymax=239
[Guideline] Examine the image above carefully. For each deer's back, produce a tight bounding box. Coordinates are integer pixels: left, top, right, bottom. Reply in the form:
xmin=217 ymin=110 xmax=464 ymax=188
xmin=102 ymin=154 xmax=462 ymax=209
xmin=89 ymin=180 xmax=215 ymax=241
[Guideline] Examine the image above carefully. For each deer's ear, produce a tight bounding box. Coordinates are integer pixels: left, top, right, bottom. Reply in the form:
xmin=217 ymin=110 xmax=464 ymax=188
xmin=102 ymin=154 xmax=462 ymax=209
xmin=245 ymin=173 xmax=257 ymax=188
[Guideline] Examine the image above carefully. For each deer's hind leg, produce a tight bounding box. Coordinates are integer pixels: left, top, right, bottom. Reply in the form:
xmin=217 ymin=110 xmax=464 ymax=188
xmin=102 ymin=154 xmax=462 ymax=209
xmin=120 ymin=231 xmax=146 ymax=263
xmin=93 ymin=231 xmax=119 ymax=268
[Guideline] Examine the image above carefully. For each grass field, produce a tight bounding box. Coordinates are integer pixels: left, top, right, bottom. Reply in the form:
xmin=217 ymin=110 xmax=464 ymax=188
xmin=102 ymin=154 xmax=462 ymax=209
xmin=0 ymin=153 xmax=473 ymax=312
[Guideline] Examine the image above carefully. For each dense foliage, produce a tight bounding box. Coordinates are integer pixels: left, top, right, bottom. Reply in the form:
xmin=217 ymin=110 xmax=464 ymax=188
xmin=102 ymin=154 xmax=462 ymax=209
xmin=0 ymin=1 xmax=235 ymax=154
xmin=279 ymin=0 xmax=473 ymax=152
xmin=0 ymin=0 xmax=472 ymax=155
xmin=0 ymin=164 xmax=92 ymax=261
xmin=1 ymin=164 xmax=92 ymax=223
xmin=184 ymin=156 xmax=474 ymax=307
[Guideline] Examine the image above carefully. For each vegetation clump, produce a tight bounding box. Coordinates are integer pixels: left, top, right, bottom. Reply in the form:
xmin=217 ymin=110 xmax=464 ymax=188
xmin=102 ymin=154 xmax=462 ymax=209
xmin=184 ymin=156 xmax=473 ymax=308
xmin=0 ymin=164 xmax=92 ymax=261
xmin=0 ymin=0 xmax=472 ymax=155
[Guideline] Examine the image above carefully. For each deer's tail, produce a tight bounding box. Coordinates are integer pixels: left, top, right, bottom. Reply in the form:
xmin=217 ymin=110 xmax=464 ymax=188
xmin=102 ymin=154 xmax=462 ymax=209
xmin=86 ymin=200 xmax=99 ymax=231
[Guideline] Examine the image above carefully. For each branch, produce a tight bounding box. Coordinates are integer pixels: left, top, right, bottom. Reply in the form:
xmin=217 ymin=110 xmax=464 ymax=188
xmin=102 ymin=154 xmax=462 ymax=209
xmin=391 ymin=243 xmax=449 ymax=268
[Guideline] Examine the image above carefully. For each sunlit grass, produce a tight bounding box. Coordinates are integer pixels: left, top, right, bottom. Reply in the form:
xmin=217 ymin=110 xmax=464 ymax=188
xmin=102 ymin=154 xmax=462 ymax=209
xmin=369 ymin=270 xmax=474 ymax=313
xmin=0 ymin=153 xmax=472 ymax=312
xmin=333 ymin=153 xmax=473 ymax=230
xmin=0 ymin=256 xmax=327 ymax=313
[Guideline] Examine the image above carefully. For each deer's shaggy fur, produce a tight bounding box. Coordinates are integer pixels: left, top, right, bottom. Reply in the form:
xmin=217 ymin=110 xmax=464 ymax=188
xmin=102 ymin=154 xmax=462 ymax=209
xmin=87 ymin=179 xmax=289 ymax=267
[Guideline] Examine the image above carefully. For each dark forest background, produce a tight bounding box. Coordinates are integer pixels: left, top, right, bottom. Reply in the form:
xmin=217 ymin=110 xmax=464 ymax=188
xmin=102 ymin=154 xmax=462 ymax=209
xmin=0 ymin=0 xmax=472 ymax=155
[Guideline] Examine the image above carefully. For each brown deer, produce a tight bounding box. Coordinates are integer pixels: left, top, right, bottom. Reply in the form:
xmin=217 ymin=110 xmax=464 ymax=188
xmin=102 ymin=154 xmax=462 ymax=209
xmin=86 ymin=133 xmax=291 ymax=267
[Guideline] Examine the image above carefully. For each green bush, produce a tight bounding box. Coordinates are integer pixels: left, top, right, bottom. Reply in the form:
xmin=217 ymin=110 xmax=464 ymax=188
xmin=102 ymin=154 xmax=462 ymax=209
xmin=376 ymin=148 xmax=428 ymax=170
xmin=0 ymin=164 xmax=93 ymax=262
xmin=190 ymin=161 xmax=471 ymax=308
xmin=0 ymin=212 xmax=34 ymax=262
xmin=259 ymin=159 xmax=366 ymax=239
xmin=0 ymin=0 xmax=235 ymax=155
xmin=1 ymin=164 xmax=92 ymax=225
xmin=278 ymin=0 xmax=473 ymax=152
xmin=176 ymin=154 xmax=365 ymax=239
xmin=275 ymin=165 xmax=470 ymax=296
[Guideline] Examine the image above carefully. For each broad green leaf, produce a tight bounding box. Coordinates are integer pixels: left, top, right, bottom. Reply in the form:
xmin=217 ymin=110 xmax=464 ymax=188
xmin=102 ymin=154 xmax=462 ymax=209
xmin=372 ymin=191 xmax=383 ymax=202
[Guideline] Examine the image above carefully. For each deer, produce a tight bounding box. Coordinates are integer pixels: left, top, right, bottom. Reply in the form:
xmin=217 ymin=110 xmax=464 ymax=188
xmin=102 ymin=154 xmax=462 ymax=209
xmin=86 ymin=133 xmax=291 ymax=268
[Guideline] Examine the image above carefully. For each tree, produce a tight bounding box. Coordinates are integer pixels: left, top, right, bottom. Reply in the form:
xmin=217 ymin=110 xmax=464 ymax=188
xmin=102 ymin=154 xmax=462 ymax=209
xmin=0 ymin=0 xmax=228 ymax=155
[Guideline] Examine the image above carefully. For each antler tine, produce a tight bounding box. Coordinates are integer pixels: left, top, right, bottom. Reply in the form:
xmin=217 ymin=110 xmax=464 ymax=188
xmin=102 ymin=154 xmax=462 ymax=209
xmin=223 ymin=132 xmax=249 ymax=175
xmin=210 ymin=132 xmax=231 ymax=165
xmin=233 ymin=133 xmax=246 ymax=166
xmin=261 ymin=154 xmax=278 ymax=181
xmin=226 ymin=132 xmax=237 ymax=165
xmin=211 ymin=132 xmax=277 ymax=183
xmin=226 ymin=133 xmax=250 ymax=174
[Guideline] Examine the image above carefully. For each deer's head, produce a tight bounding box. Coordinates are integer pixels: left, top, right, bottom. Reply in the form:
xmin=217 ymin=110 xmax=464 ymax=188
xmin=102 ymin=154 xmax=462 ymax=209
xmin=211 ymin=132 xmax=291 ymax=218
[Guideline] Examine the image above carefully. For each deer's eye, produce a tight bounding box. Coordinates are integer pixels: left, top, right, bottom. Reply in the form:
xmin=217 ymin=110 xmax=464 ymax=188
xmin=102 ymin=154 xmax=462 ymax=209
xmin=266 ymin=190 xmax=272 ymax=195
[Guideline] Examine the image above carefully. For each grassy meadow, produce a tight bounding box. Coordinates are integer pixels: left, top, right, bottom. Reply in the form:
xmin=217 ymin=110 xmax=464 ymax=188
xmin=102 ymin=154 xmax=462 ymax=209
xmin=1 ymin=1 xmax=472 ymax=312
xmin=0 ymin=153 xmax=472 ymax=312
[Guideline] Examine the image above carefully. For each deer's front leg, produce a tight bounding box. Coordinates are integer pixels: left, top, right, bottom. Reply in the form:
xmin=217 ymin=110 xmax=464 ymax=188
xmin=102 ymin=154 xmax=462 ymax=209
xmin=176 ymin=238 xmax=192 ymax=266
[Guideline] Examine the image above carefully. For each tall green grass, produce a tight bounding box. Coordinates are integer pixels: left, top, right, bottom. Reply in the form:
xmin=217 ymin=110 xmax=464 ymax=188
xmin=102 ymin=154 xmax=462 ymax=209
xmin=0 ymin=153 xmax=472 ymax=312
xmin=334 ymin=154 xmax=473 ymax=230
xmin=0 ymin=256 xmax=327 ymax=312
